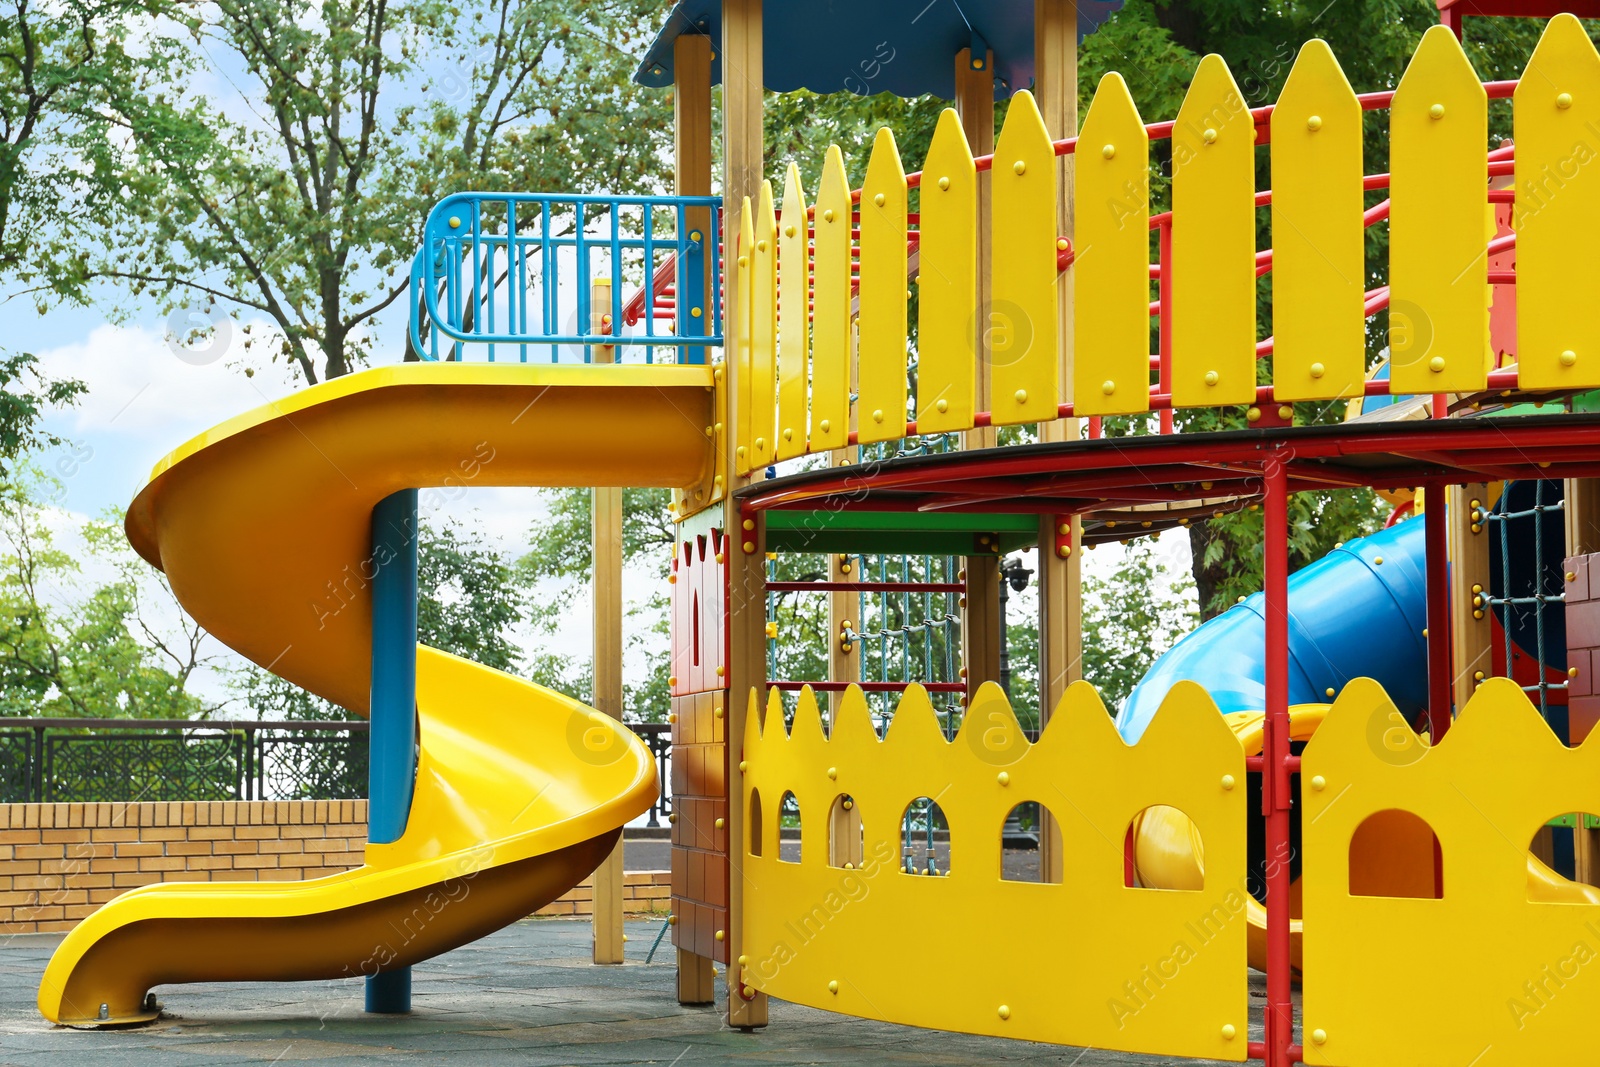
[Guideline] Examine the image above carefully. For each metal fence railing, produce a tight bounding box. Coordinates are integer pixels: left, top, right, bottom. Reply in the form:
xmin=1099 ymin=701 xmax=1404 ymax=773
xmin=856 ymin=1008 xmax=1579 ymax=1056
xmin=408 ymin=192 xmax=723 ymax=364
xmin=0 ymin=719 xmax=674 ymax=819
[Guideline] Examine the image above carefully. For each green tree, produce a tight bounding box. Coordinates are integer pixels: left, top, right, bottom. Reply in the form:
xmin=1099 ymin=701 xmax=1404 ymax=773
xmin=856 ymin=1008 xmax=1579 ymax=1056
xmin=0 ymin=475 xmax=214 ymax=718
xmin=515 ymin=485 xmax=675 ymax=719
xmin=94 ymin=0 xmax=675 ymax=383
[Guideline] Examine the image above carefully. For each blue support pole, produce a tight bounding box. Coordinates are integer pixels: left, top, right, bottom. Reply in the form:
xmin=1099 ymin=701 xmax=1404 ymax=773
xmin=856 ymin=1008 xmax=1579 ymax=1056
xmin=366 ymin=488 xmax=418 ymax=1014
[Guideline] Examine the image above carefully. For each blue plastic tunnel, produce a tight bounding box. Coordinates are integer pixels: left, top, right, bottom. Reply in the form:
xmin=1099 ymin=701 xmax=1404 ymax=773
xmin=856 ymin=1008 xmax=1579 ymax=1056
xmin=1117 ymin=517 xmax=1431 ymax=741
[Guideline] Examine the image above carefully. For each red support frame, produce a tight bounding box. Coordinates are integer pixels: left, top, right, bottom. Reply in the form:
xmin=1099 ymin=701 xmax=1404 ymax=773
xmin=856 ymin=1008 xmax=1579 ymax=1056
xmin=1260 ymin=449 xmax=1294 ymax=1067
xmin=1424 ymin=483 xmax=1455 ymax=741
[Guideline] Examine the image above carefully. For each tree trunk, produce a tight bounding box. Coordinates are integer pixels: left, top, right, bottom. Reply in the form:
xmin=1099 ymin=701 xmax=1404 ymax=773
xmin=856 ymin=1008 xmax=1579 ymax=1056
xmin=1188 ymin=519 xmax=1231 ymax=621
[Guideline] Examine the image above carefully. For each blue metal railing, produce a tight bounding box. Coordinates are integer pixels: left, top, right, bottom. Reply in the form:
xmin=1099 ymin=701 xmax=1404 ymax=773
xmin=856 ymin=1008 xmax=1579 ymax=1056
xmin=409 ymin=192 xmax=723 ymax=364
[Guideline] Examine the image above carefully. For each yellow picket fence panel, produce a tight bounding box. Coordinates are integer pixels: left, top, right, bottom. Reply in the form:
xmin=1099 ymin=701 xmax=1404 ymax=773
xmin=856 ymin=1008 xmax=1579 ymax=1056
xmin=857 ymin=128 xmax=909 ymax=445
xmin=733 ymin=195 xmax=755 ymax=477
xmin=776 ymin=164 xmax=810 ymax=462
xmin=1271 ymin=41 xmax=1365 ymax=402
xmin=810 ymin=146 xmax=852 ymax=451
xmin=747 ymin=181 xmax=779 ymax=471
xmin=1073 ymin=72 xmax=1150 ymax=418
xmin=990 ymin=90 xmax=1059 ymax=426
xmin=1389 ymin=25 xmax=1489 ymax=396
xmin=1515 ymin=14 xmax=1600 ymax=391
xmin=1171 ymin=55 xmax=1257 ymax=409
xmin=722 ymin=17 xmax=1596 ymax=472
xmin=915 ymin=108 xmax=977 ymax=434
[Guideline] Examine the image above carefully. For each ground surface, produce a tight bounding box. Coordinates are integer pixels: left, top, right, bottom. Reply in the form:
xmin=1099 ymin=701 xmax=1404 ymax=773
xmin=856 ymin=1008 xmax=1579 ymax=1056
xmin=0 ymin=919 xmax=1264 ymax=1066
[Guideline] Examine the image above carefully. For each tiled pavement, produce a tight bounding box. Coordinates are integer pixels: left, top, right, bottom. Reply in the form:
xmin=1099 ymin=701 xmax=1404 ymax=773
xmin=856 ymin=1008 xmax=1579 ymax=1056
xmin=0 ymin=919 xmax=1261 ymax=1065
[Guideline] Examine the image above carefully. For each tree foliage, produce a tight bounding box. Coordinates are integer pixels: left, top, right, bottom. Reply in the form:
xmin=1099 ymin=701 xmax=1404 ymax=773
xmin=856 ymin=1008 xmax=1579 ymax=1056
xmin=93 ymin=0 xmax=675 ymax=383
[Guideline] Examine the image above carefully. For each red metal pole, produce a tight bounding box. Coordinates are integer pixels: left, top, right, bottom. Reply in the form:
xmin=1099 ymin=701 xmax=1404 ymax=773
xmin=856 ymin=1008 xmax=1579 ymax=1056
xmin=1262 ymin=449 xmax=1293 ymax=1067
xmin=1425 ymin=483 xmax=1454 ymax=741
xmin=1158 ymin=220 xmax=1174 ymax=436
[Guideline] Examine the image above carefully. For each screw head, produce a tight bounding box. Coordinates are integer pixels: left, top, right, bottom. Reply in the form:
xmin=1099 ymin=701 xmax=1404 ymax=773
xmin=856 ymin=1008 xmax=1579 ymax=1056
xmin=447 ymin=216 xmax=461 ymax=229
xmin=715 ymin=817 xmax=725 ymax=829
xmin=715 ymin=929 xmax=725 ymax=942
xmin=1311 ymin=775 xmax=1327 ymax=791
xmin=936 ymin=398 xmax=949 ymax=413
xmin=819 ymin=419 xmax=831 ymax=433
xmin=1312 ymin=1028 xmax=1328 ymax=1046
xmin=1204 ymin=370 xmax=1219 ymax=386
xmin=1429 ymin=103 xmax=1445 ymax=119
xmin=1013 ymin=160 xmax=1027 ymax=175
xmin=1202 ymin=128 xmax=1218 ymax=144
xmin=823 ymin=209 xmax=835 ymax=223
xmin=1326 ymin=687 xmax=1336 ymax=698
xmin=827 ymin=767 xmax=838 ymax=780
xmin=938 ymin=176 xmax=950 ymax=190
xmin=1014 ymin=389 xmax=1028 ymax=404
xmin=1428 ymin=355 xmax=1446 ymax=373
xmin=1278 ymin=405 xmax=1293 ymax=421
xmin=1558 ymin=92 xmax=1574 ymax=109
xmin=1309 ymin=362 xmax=1325 ymax=378
xmin=872 ymin=409 xmax=884 ymax=423
xmin=1561 ymin=349 xmax=1578 ymax=366
xmin=1247 ymin=406 xmax=1262 ymax=423
xmin=1306 ymin=115 xmax=1323 ymax=131
xmin=1102 ymin=144 xmax=1116 ymax=159
xmin=998 ymin=1005 xmax=1011 ymax=1020
xmin=873 ymin=193 xmax=886 ymax=207
xmin=1101 ymin=380 xmax=1116 ymax=395
xmin=828 ymin=980 xmax=839 ymax=994
xmin=1221 ymin=774 xmax=1236 ymax=791
xmin=1374 ymin=556 xmax=1384 ymax=565
xmin=998 ymin=771 xmax=1010 ymax=786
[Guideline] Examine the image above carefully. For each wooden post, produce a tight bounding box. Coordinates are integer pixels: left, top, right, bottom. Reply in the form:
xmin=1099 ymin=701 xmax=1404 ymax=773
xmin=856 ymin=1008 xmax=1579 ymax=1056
xmin=953 ymin=46 xmax=1003 ymax=697
xmin=1034 ymin=0 xmax=1080 ymax=887
xmin=721 ymin=0 xmax=769 ymax=1030
xmin=671 ymin=30 xmax=721 ymax=1003
xmin=954 ymin=46 xmax=996 ymax=455
xmin=590 ymin=279 xmax=626 ymax=965
xmin=676 ymin=33 xmax=715 ymax=315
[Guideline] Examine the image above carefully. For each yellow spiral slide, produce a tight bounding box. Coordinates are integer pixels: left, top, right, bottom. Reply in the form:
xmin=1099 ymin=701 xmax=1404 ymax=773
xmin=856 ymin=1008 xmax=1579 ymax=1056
xmin=38 ymin=362 xmax=715 ymax=1026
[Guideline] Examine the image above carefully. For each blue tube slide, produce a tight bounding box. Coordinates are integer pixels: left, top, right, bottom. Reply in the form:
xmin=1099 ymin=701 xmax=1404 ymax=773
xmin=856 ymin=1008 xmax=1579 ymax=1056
xmin=1117 ymin=518 xmax=1429 ymax=742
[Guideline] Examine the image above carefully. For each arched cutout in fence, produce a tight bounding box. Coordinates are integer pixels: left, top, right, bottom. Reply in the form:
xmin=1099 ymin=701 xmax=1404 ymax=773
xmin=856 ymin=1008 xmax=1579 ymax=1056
xmin=1125 ymin=805 xmax=1205 ymax=891
xmin=829 ymin=794 xmax=864 ymax=869
xmin=1000 ymin=802 xmax=1059 ymax=883
xmin=1528 ymin=812 xmax=1600 ymax=899
xmin=901 ymin=796 xmax=950 ymax=876
xmin=1349 ymin=809 xmax=1442 ymax=899
xmin=748 ymin=788 xmax=764 ymax=858
xmin=779 ymin=790 xmax=801 ymax=863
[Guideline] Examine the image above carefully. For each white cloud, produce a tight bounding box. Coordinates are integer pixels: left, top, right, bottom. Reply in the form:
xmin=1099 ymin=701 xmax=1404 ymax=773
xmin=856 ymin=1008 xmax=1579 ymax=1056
xmin=41 ymin=320 xmax=297 ymax=441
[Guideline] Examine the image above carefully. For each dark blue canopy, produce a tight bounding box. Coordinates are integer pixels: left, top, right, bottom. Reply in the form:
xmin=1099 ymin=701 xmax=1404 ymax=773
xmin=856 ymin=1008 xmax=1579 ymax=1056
xmin=634 ymin=0 xmax=1125 ymax=101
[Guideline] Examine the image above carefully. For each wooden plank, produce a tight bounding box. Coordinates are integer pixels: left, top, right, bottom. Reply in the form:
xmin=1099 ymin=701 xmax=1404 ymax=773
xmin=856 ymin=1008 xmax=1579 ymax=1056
xmin=1271 ymin=40 xmax=1365 ymax=402
xmin=915 ymin=109 xmax=977 ymax=434
xmin=776 ymin=164 xmax=810 ymax=461
xmin=811 ymin=146 xmax=853 ymax=452
xmin=856 ymin=127 xmax=909 ymax=445
xmin=591 ymin=281 xmax=624 ymax=965
xmin=1389 ymin=25 xmax=1488 ymax=396
xmin=1515 ymin=14 xmax=1600 ymax=390
xmin=1073 ymin=72 xmax=1150 ymax=417
xmin=991 ymin=90 xmax=1059 ymax=426
xmin=1449 ymin=483 xmax=1492 ymax=714
xmin=1171 ymin=54 xmax=1257 ymax=409
xmin=674 ymin=34 xmax=714 ymax=321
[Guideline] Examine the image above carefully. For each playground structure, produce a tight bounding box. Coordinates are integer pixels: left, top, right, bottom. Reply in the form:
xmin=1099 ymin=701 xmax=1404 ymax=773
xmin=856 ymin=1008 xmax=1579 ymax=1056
xmin=31 ymin=2 xmax=1600 ymax=1067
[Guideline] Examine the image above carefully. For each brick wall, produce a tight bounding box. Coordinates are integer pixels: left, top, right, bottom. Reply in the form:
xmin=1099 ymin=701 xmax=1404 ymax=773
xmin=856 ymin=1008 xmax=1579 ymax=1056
xmin=0 ymin=801 xmax=368 ymax=933
xmin=0 ymin=801 xmax=669 ymax=934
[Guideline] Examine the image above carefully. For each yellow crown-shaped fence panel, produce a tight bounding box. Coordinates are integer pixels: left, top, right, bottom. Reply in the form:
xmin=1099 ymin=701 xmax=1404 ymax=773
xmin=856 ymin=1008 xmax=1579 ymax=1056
xmin=1302 ymin=677 xmax=1600 ymax=1067
xmin=740 ymin=679 xmax=1248 ymax=1061
xmin=729 ymin=14 xmax=1600 ymax=469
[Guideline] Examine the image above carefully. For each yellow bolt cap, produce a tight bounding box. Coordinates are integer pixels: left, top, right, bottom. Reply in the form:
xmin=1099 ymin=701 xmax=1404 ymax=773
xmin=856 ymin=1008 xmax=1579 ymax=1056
xmin=1221 ymin=774 xmax=1235 ymax=791
xmin=1012 ymin=160 xmax=1026 ymax=175
xmin=936 ymin=398 xmax=949 ymax=413
xmin=1428 ymin=356 xmax=1446 ymax=373
xmin=1562 ymin=349 xmax=1578 ymax=366
xmin=1311 ymin=775 xmax=1327 ymax=791
xmin=1309 ymin=362 xmax=1325 ymax=378
xmin=1558 ymin=92 xmax=1574 ymax=109
xmin=998 ymin=771 xmax=1010 ymax=786
xmin=937 ymin=176 xmax=950 ymax=190
xmin=1312 ymin=1028 xmax=1328 ymax=1045
xmin=827 ymin=767 xmax=838 ymax=780
xmin=1102 ymin=380 xmax=1116 ymax=395
xmin=998 ymin=1005 xmax=1012 ymax=1020
xmin=1014 ymin=389 xmax=1028 ymax=404
xmin=1429 ymin=103 xmax=1445 ymax=119
xmin=873 ymin=193 xmax=886 ymax=207
xmin=1222 ymin=1023 xmax=1237 ymax=1040
xmin=714 ymin=818 xmax=725 ymax=829
xmin=828 ymin=980 xmax=839 ymax=994
xmin=715 ymin=929 xmax=725 ymax=942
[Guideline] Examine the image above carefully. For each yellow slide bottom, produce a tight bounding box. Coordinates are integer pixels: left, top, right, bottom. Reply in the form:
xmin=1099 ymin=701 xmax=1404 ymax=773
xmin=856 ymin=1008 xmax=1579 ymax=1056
xmin=39 ymin=363 xmax=716 ymax=1025
xmin=1130 ymin=704 xmax=1600 ymax=975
